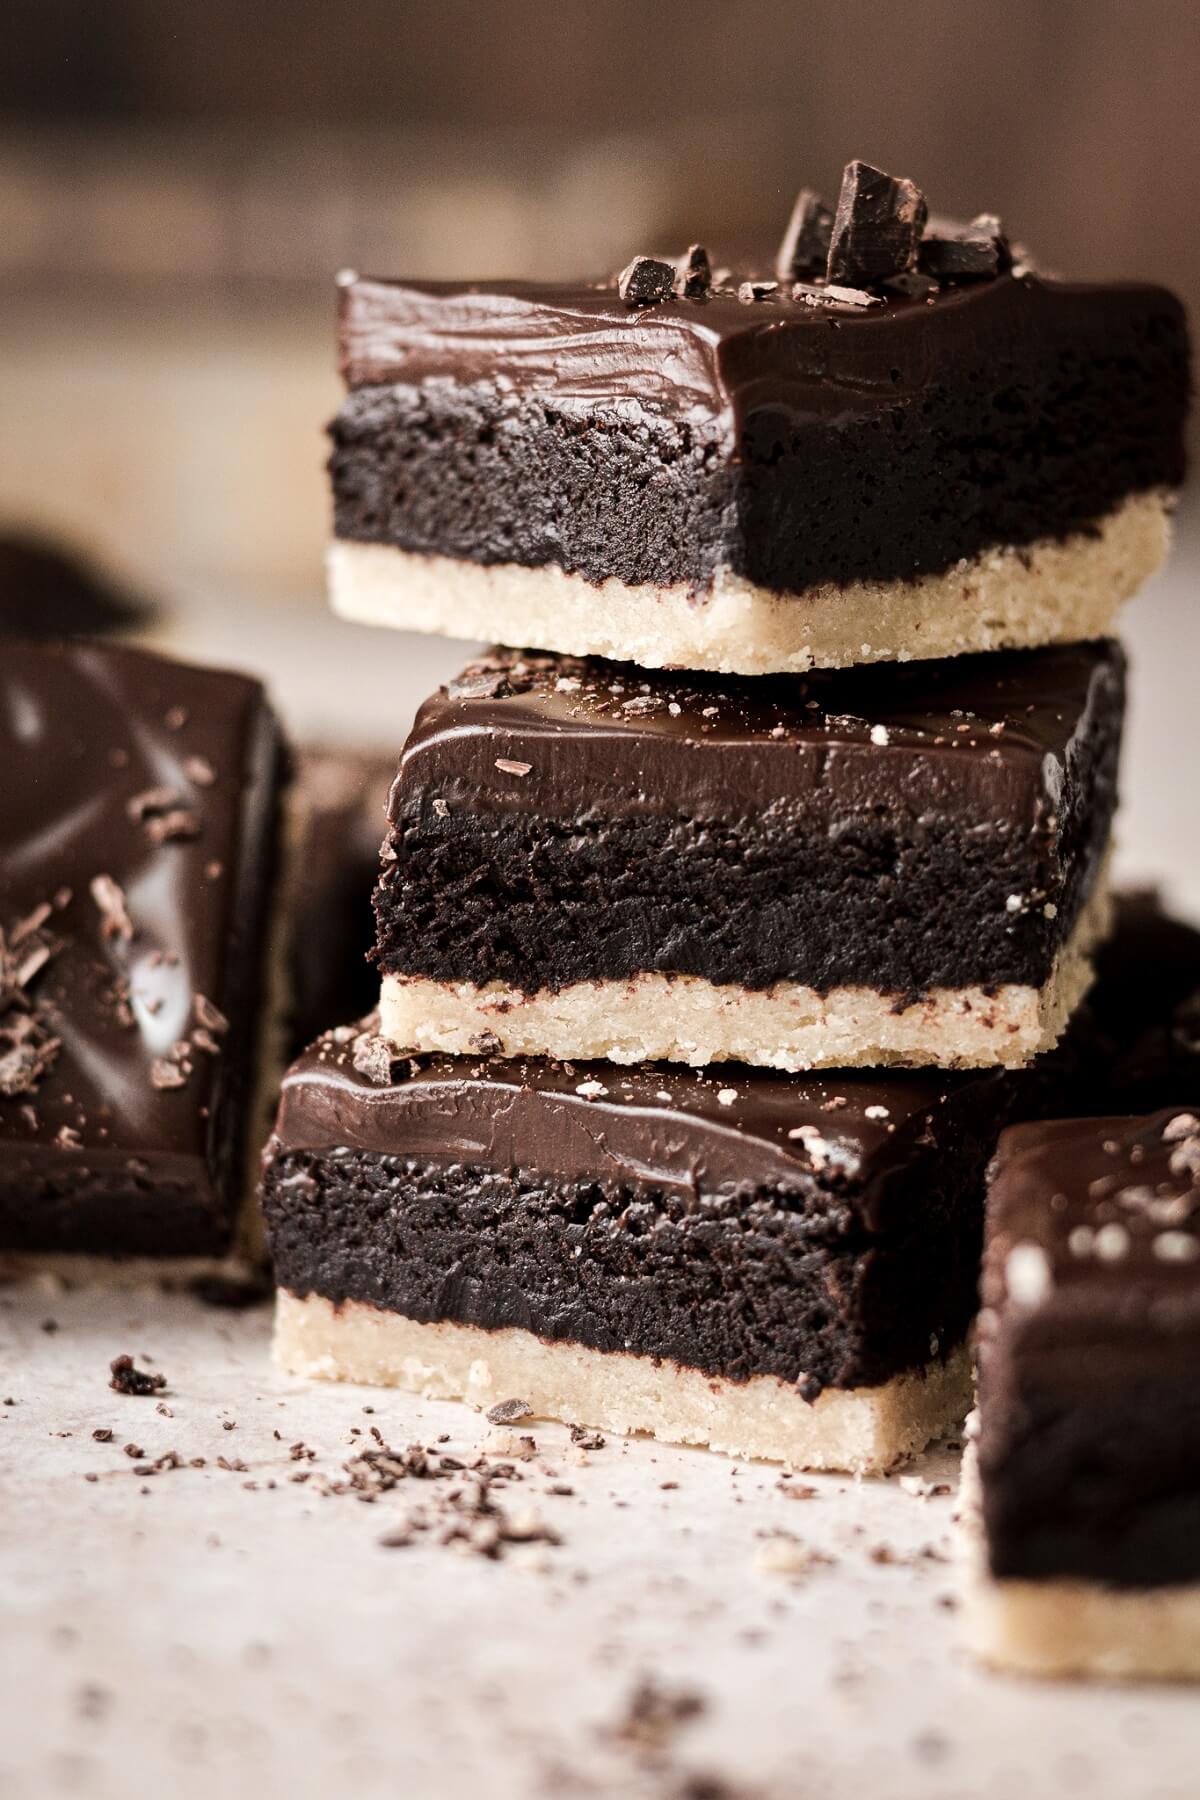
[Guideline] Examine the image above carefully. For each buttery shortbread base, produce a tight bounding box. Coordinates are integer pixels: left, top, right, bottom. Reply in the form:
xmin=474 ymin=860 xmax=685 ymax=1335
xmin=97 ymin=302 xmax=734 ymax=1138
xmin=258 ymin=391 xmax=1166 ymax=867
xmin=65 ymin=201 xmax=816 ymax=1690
xmin=379 ymin=868 xmax=1110 ymax=1073
xmin=958 ymin=1445 xmax=1200 ymax=1681
xmin=274 ymin=1291 xmax=971 ymax=1473
xmin=329 ymin=492 xmax=1168 ymax=676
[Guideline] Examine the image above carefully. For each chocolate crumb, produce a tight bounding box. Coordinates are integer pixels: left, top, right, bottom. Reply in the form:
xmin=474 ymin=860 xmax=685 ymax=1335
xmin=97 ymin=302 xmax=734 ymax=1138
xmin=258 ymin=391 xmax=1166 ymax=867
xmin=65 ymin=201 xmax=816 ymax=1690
xmin=91 ymin=1427 xmax=113 ymax=1443
xmin=184 ymin=755 xmax=217 ymax=786
xmin=351 ymin=1032 xmax=397 ymax=1086
xmin=737 ymin=279 xmax=778 ymax=302
xmin=149 ymin=1057 xmax=188 ymax=1091
xmin=109 ymin=1354 xmax=167 ymax=1397
xmin=493 ymin=757 xmax=532 ymax=778
xmin=486 ymin=1397 xmax=534 ymax=1425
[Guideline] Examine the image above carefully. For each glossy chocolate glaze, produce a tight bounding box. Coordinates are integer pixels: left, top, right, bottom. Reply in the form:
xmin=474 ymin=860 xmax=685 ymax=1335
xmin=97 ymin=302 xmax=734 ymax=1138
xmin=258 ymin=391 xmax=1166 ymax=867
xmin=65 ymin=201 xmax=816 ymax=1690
xmin=396 ymin=642 xmax=1120 ymax=825
xmin=269 ymin=1025 xmax=991 ymax=1228
xmin=339 ymin=271 xmax=1183 ymax=434
xmin=978 ymin=1107 xmax=1200 ymax=1588
xmin=0 ymin=640 xmax=284 ymax=1256
xmin=374 ymin=643 xmax=1122 ymax=996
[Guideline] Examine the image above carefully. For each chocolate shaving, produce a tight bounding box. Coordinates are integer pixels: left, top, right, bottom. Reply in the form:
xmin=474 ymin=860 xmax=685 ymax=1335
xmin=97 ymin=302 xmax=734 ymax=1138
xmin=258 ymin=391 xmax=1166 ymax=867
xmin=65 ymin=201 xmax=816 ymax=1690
xmin=826 ymin=160 xmax=927 ymax=288
xmin=776 ymin=187 xmax=834 ymax=281
xmin=192 ymin=993 xmax=229 ymax=1035
xmin=89 ymin=875 xmax=134 ymax=942
xmin=109 ymin=1354 xmax=167 ymax=1397
xmin=149 ymin=1057 xmax=188 ymax=1091
xmin=0 ymin=911 xmax=62 ymax=1096
xmin=617 ymin=255 xmax=675 ymax=306
xmin=792 ymin=281 xmax=883 ymax=310
xmin=673 ymin=243 xmax=711 ymax=299
xmin=145 ymin=809 xmax=200 ymax=844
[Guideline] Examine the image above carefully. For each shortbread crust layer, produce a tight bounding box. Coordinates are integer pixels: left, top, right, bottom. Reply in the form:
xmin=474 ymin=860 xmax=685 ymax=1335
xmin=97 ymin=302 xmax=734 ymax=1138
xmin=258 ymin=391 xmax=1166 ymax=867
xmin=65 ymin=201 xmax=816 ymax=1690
xmin=275 ymin=1292 xmax=971 ymax=1474
xmin=379 ymin=865 xmax=1108 ymax=1071
xmin=330 ymin=492 xmax=1166 ymax=675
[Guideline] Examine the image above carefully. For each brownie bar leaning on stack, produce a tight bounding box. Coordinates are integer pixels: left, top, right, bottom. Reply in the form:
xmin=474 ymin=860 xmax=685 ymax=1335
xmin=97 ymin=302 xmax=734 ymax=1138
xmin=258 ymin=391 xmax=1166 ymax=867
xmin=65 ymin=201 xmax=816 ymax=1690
xmin=1 ymin=639 xmax=287 ymax=1273
xmin=960 ymin=903 xmax=1200 ymax=1679
xmin=963 ymin=1108 xmax=1200 ymax=1679
xmin=376 ymin=641 xmax=1122 ymax=1072
xmin=328 ymin=165 xmax=1187 ymax=675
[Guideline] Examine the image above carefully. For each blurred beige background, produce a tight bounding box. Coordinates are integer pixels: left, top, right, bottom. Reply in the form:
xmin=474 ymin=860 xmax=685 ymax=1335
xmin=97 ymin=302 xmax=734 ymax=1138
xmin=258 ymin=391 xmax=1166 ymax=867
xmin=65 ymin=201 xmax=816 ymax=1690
xmin=2 ymin=0 xmax=1198 ymax=902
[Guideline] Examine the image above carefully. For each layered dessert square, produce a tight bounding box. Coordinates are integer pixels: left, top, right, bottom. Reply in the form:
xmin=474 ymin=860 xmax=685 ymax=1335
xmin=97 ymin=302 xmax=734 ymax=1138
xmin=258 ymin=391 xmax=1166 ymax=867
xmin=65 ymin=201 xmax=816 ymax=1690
xmin=263 ymin=1026 xmax=1058 ymax=1471
xmin=375 ymin=641 xmax=1123 ymax=1072
xmin=0 ymin=641 xmax=286 ymax=1267
xmin=328 ymin=170 xmax=1187 ymax=674
xmin=963 ymin=1108 xmax=1200 ymax=1679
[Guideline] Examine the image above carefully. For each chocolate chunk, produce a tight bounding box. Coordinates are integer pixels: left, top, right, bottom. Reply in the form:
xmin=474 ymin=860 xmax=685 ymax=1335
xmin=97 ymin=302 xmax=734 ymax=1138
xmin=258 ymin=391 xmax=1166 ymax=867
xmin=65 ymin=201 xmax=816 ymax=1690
xmin=674 ymin=244 xmax=711 ymax=299
xmin=920 ymin=213 xmax=1011 ymax=281
xmin=826 ymin=160 xmax=928 ymax=288
xmin=737 ymin=280 xmax=779 ymax=302
xmin=109 ymin=1354 xmax=167 ymax=1397
xmin=775 ymin=188 xmax=834 ymax=281
xmin=617 ymin=255 xmax=675 ymax=306
xmin=486 ymin=1397 xmax=534 ymax=1424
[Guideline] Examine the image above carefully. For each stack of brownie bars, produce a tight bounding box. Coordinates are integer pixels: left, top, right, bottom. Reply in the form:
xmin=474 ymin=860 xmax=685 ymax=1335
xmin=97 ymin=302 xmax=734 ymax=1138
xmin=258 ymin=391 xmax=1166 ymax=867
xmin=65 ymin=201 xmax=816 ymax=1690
xmin=258 ymin=160 xmax=1200 ymax=1675
xmin=2 ymin=158 xmax=1195 ymax=1682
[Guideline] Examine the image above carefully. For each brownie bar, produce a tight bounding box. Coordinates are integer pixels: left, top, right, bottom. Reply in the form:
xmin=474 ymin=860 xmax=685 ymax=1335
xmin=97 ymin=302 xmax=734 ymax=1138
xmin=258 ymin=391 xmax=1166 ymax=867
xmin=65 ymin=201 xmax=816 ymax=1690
xmin=329 ymin=252 xmax=1187 ymax=673
xmin=375 ymin=642 xmax=1123 ymax=1072
xmin=287 ymin=749 xmax=393 ymax=1053
xmin=963 ymin=1108 xmax=1200 ymax=1679
xmin=261 ymin=1024 xmax=1068 ymax=1471
xmin=0 ymin=640 xmax=286 ymax=1262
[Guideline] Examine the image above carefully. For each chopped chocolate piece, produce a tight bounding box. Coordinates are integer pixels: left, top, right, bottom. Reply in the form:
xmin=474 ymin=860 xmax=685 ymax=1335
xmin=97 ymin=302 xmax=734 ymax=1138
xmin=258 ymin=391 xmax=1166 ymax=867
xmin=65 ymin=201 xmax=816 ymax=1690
xmin=826 ymin=160 xmax=927 ymax=288
xmin=109 ymin=1354 xmax=167 ymax=1397
xmin=965 ymin=1107 xmax=1200 ymax=1678
xmin=674 ymin=244 xmax=711 ymax=299
xmin=775 ymin=188 xmax=834 ymax=281
xmin=0 ymin=641 xmax=285 ymax=1261
xmin=329 ymin=263 xmax=1186 ymax=673
xmin=263 ymin=1018 xmax=1077 ymax=1472
xmin=0 ymin=532 xmax=152 ymax=639
xmin=920 ymin=213 xmax=1011 ymax=281
xmin=737 ymin=280 xmax=778 ymax=302
xmin=374 ymin=642 xmax=1121 ymax=1073
xmin=617 ymin=256 xmax=675 ymax=306
xmin=791 ymin=281 xmax=882 ymax=309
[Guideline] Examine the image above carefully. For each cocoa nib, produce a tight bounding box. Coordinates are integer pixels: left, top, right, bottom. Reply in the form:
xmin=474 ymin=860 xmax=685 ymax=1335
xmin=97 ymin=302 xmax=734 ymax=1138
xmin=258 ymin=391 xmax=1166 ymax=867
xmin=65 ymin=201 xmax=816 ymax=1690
xmin=109 ymin=1354 xmax=167 ymax=1397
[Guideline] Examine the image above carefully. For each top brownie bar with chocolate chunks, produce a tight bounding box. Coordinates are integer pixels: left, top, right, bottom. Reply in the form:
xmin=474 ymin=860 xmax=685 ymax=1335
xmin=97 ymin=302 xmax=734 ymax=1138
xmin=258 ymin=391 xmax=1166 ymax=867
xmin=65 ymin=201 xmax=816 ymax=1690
xmin=328 ymin=164 xmax=1187 ymax=674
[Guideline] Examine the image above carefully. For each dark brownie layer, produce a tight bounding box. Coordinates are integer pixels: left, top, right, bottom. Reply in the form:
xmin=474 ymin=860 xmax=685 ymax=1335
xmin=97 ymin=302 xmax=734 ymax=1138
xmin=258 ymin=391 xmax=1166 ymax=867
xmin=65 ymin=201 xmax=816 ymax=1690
xmin=262 ymin=1028 xmax=1062 ymax=1395
xmin=331 ymin=272 xmax=1188 ymax=594
xmin=0 ymin=641 xmax=285 ymax=1258
xmin=979 ymin=1109 xmax=1200 ymax=1589
xmin=374 ymin=643 xmax=1123 ymax=996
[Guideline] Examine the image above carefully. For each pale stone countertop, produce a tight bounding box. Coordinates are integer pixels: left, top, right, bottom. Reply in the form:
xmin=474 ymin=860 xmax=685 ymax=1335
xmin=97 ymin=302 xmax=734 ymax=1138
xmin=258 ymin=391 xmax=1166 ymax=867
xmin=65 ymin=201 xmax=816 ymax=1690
xmin=3 ymin=1279 xmax=1198 ymax=1800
